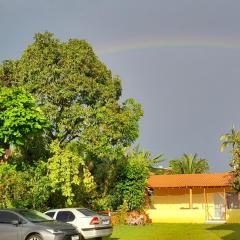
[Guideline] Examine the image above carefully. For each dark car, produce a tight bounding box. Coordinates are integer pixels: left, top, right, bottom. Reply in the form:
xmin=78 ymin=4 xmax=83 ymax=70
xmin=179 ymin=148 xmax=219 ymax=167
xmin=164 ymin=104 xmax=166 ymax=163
xmin=0 ymin=209 xmax=80 ymax=240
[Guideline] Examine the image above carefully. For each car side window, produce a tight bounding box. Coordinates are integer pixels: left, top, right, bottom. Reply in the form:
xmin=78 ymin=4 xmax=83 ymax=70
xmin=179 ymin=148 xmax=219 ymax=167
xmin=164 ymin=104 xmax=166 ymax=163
xmin=56 ymin=211 xmax=75 ymax=222
xmin=45 ymin=212 xmax=55 ymax=218
xmin=0 ymin=211 xmax=19 ymax=224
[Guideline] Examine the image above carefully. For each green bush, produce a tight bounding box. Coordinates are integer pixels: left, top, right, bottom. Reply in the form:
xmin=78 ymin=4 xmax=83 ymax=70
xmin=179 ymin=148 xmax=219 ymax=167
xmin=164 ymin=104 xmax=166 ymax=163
xmin=112 ymin=149 xmax=150 ymax=211
xmin=0 ymin=161 xmax=50 ymax=210
xmin=115 ymin=201 xmax=129 ymax=224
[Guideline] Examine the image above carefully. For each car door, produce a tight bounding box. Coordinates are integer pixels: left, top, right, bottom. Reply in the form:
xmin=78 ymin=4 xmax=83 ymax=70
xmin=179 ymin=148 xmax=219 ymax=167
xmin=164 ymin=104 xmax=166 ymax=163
xmin=0 ymin=211 xmax=20 ymax=240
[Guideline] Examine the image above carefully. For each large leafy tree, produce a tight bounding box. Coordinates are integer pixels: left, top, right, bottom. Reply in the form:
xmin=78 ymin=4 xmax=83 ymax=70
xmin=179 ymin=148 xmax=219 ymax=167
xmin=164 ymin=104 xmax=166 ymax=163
xmin=169 ymin=153 xmax=209 ymax=174
xmin=0 ymin=87 xmax=47 ymax=161
xmin=0 ymin=32 xmax=142 ymax=159
xmin=0 ymin=32 xmax=143 ymax=208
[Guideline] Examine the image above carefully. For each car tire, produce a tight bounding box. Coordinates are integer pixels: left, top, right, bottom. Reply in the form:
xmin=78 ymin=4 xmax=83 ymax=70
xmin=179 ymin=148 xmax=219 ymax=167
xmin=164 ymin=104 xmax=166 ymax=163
xmin=26 ymin=234 xmax=43 ymax=240
xmin=79 ymin=234 xmax=85 ymax=240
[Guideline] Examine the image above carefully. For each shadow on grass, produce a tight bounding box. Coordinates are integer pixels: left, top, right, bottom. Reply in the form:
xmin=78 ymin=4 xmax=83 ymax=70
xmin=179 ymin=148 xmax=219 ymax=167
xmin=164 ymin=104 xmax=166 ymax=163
xmin=103 ymin=237 xmax=119 ymax=240
xmin=207 ymin=224 xmax=240 ymax=240
xmin=108 ymin=238 xmax=119 ymax=240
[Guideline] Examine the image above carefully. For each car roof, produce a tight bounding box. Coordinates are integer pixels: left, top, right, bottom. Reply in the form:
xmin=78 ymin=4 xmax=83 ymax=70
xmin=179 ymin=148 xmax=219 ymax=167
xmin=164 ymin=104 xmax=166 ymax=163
xmin=46 ymin=208 xmax=88 ymax=211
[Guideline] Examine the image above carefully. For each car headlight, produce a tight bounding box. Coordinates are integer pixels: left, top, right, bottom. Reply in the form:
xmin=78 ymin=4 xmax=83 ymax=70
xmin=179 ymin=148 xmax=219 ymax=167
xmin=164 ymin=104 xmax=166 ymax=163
xmin=46 ymin=229 xmax=64 ymax=234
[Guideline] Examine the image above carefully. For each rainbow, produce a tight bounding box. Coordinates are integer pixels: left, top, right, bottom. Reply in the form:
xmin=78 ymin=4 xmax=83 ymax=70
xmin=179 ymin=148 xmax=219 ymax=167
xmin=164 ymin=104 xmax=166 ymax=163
xmin=95 ymin=36 xmax=240 ymax=55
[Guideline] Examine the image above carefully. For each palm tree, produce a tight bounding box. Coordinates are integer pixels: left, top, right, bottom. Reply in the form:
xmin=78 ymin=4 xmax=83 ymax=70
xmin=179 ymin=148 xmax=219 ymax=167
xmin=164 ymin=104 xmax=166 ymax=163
xmin=128 ymin=144 xmax=165 ymax=169
xmin=220 ymin=126 xmax=240 ymax=152
xmin=220 ymin=126 xmax=240 ymax=178
xmin=169 ymin=153 xmax=209 ymax=174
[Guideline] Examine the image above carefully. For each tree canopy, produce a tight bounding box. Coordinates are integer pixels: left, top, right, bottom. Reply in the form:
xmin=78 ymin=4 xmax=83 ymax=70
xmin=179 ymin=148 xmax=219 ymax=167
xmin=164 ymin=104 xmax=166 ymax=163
xmin=0 ymin=32 xmax=143 ymax=159
xmin=0 ymin=32 xmax=144 ymax=210
xmin=0 ymin=87 xmax=47 ymax=159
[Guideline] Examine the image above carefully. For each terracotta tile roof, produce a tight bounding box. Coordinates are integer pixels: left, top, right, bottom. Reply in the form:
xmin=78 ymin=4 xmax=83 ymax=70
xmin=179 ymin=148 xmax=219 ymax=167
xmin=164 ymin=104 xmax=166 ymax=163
xmin=148 ymin=172 xmax=233 ymax=188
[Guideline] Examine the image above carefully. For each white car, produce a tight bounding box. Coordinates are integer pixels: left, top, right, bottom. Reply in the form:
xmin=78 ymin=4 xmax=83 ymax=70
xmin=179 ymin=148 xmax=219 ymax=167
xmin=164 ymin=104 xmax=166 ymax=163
xmin=45 ymin=208 xmax=112 ymax=240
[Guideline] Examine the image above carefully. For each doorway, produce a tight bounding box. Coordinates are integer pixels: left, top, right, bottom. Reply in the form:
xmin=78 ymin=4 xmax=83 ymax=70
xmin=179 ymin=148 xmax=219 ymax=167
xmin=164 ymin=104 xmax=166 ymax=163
xmin=213 ymin=193 xmax=225 ymax=219
xmin=206 ymin=192 xmax=226 ymax=221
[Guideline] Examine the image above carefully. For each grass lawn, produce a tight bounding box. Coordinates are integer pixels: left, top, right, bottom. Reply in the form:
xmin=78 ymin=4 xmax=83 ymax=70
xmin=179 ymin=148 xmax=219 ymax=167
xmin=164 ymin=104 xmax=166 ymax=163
xmin=104 ymin=223 xmax=240 ymax=240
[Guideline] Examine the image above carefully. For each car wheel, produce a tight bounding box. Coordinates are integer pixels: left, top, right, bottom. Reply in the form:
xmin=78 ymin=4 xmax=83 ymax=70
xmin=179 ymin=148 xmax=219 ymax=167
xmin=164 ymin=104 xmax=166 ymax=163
xmin=26 ymin=234 xmax=42 ymax=240
xmin=79 ymin=234 xmax=85 ymax=240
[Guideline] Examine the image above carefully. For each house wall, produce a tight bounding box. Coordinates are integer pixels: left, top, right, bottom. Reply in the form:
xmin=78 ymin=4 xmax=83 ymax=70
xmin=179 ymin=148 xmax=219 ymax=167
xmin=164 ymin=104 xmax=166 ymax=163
xmin=146 ymin=187 xmax=240 ymax=223
xmin=146 ymin=188 xmax=205 ymax=223
xmin=226 ymin=209 xmax=240 ymax=223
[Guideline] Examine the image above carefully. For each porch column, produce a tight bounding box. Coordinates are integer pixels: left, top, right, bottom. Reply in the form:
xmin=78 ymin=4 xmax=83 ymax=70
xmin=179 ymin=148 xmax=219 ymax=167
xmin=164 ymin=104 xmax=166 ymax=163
xmin=204 ymin=188 xmax=207 ymax=221
xmin=224 ymin=188 xmax=226 ymax=220
xmin=189 ymin=188 xmax=193 ymax=209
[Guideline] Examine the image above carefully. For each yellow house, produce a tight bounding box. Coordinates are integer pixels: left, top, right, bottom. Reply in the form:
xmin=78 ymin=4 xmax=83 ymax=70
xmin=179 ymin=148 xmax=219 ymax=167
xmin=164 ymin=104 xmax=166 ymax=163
xmin=146 ymin=172 xmax=240 ymax=223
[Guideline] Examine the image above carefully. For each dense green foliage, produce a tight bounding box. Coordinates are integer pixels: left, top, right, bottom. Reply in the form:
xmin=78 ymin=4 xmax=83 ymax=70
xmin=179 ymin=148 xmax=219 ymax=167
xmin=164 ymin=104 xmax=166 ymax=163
xmin=112 ymin=149 xmax=150 ymax=210
xmin=169 ymin=153 xmax=209 ymax=174
xmin=0 ymin=32 xmax=145 ymax=211
xmin=0 ymin=161 xmax=50 ymax=209
xmin=0 ymin=32 xmax=142 ymax=156
xmin=0 ymin=87 xmax=47 ymax=158
xmin=48 ymin=140 xmax=95 ymax=206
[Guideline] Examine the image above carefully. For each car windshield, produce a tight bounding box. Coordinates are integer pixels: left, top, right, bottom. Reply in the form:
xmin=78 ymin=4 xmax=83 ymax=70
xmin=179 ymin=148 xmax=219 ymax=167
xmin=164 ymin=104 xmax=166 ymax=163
xmin=15 ymin=209 xmax=54 ymax=223
xmin=77 ymin=208 xmax=98 ymax=216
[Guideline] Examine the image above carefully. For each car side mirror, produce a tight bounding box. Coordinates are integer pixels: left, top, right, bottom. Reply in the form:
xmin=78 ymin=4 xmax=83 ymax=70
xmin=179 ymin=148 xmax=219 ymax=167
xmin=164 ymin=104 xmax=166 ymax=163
xmin=11 ymin=220 xmax=20 ymax=226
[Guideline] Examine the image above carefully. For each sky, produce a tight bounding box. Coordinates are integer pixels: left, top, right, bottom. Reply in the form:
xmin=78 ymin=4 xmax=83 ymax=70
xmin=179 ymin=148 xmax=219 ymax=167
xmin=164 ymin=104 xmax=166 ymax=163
xmin=1 ymin=0 xmax=240 ymax=172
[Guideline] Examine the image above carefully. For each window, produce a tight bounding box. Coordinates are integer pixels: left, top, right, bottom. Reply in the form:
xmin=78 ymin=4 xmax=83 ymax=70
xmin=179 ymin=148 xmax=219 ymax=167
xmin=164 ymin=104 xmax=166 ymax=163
xmin=56 ymin=211 xmax=75 ymax=222
xmin=77 ymin=209 xmax=97 ymax=216
xmin=45 ymin=212 xmax=55 ymax=218
xmin=0 ymin=211 xmax=19 ymax=224
xmin=14 ymin=209 xmax=53 ymax=223
xmin=226 ymin=192 xmax=239 ymax=209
